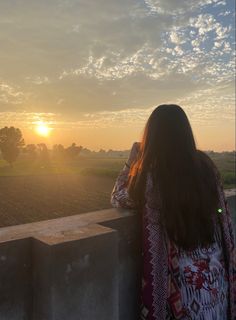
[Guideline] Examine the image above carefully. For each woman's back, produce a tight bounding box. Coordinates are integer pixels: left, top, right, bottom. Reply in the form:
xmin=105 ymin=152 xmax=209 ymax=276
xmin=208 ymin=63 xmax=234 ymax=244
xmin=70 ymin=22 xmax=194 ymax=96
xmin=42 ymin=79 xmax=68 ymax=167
xmin=111 ymin=105 xmax=236 ymax=319
xmin=111 ymin=150 xmax=235 ymax=319
xmin=163 ymin=187 xmax=229 ymax=319
xmin=175 ymin=226 xmax=228 ymax=319
xmin=142 ymin=169 xmax=230 ymax=320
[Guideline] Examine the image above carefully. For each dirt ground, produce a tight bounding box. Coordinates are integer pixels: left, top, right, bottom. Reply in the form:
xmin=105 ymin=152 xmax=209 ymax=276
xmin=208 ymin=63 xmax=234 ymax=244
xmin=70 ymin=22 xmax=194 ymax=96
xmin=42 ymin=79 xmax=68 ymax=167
xmin=0 ymin=174 xmax=116 ymax=227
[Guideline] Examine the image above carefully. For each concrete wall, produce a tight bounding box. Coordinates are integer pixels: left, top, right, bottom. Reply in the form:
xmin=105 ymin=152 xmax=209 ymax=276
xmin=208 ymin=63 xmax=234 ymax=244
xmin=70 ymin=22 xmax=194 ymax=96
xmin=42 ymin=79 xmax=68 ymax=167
xmin=0 ymin=209 xmax=142 ymax=320
xmin=0 ymin=192 xmax=235 ymax=320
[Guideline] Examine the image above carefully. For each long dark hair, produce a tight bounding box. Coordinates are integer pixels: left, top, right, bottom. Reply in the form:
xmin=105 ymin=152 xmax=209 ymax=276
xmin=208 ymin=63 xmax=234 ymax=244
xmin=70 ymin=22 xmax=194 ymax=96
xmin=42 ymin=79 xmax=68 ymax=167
xmin=127 ymin=104 xmax=220 ymax=250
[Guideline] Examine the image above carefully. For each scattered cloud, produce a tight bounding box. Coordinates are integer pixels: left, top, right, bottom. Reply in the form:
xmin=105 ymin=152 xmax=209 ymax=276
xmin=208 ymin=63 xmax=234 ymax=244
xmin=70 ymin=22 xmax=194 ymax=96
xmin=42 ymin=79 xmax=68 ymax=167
xmin=25 ymin=76 xmax=50 ymax=85
xmin=0 ymin=81 xmax=25 ymax=105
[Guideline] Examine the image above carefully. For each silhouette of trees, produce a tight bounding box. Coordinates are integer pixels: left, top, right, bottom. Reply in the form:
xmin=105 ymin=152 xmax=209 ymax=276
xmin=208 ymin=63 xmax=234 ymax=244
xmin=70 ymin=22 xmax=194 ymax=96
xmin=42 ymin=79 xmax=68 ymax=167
xmin=52 ymin=144 xmax=65 ymax=160
xmin=80 ymin=147 xmax=92 ymax=156
xmin=0 ymin=126 xmax=24 ymax=166
xmin=37 ymin=143 xmax=50 ymax=166
xmin=52 ymin=143 xmax=82 ymax=161
xmin=66 ymin=143 xmax=82 ymax=160
xmin=24 ymin=144 xmax=38 ymax=161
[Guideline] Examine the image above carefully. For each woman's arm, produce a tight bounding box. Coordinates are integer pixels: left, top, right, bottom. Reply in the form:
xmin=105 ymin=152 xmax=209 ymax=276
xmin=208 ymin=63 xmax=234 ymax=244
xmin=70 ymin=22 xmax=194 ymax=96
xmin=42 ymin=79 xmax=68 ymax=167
xmin=213 ymin=165 xmax=236 ymax=248
xmin=110 ymin=142 xmax=140 ymax=209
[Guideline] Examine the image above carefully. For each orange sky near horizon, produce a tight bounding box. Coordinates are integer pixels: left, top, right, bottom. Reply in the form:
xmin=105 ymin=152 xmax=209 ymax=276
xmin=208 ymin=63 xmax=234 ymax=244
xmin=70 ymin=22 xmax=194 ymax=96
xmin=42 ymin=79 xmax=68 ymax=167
xmin=20 ymin=113 xmax=235 ymax=152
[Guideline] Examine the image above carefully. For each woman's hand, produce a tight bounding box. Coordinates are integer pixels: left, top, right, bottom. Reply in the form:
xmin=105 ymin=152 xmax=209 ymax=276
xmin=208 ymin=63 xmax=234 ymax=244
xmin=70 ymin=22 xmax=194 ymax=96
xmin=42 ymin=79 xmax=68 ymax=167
xmin=127 ymin=142 xmax=140 ymax=166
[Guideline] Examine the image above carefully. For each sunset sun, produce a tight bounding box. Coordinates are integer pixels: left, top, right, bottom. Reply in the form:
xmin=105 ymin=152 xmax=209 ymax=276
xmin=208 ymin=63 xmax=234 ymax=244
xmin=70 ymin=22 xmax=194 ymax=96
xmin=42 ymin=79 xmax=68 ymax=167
xmin=35 ymin=122 xmax=51 ymax=137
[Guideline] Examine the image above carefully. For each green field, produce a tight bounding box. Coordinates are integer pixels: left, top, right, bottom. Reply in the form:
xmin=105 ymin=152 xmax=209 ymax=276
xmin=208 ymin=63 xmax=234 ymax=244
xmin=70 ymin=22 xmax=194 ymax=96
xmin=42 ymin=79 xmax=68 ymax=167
xmin=0 ymin=151 xmax=235 ymax=188
xmin=0 ymin=157 xmax=125 ymax=178
xmin=207 ymin=152 xmax=235 ymax=189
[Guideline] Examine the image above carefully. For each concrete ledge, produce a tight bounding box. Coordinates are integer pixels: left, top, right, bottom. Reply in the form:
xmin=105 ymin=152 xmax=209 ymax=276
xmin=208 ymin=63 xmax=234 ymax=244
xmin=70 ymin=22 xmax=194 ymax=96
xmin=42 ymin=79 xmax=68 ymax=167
xmin=0 ymin=208 xmax=134 ymax=243
xmin=0 ymin=208 xmax=141 ymax=320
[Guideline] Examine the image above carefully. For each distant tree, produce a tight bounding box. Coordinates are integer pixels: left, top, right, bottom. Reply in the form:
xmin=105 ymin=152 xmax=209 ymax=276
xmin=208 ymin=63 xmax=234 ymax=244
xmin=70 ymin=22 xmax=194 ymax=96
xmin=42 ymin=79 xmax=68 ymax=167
xmin=80 ymin=147 xmax=92 ymax=156
xmin=37 ymin=143 xmax=50 ymax=165
xmin=52 ymin=144 xmax=65 ymax=160
xmin=65 ymin=143 xmax=82 ymax=160
xmin=25 ymin=144 xmax=38 ymax=161
xmin=0 ymin=126 xmax=24 ymax=166
xmin=107 ymin=149 xmax=115 ymax=157
xmin=98 ymin=149 xmax=106 ymax=157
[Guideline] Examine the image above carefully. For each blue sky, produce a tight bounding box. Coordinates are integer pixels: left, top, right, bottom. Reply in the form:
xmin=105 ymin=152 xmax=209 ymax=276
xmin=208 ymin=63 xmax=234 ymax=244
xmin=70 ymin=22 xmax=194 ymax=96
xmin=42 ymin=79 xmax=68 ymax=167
xmin=0 ymin=0 xmax=235 ymax=150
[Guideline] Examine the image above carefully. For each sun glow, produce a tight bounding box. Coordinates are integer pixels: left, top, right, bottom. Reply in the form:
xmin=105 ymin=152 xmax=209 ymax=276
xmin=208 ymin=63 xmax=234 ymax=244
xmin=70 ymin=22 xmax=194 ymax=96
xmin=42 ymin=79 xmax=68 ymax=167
xmin=35 ymin=122 xmax=51 ymax=137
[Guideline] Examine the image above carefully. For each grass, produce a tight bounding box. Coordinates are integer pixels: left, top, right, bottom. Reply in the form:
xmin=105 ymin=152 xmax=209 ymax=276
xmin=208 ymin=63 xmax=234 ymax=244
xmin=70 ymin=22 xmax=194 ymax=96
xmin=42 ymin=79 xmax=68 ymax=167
xmin=0 ymin=152 xmax=235 ymax=189
xmin=0 ymin=157 xmax=125 ymax=177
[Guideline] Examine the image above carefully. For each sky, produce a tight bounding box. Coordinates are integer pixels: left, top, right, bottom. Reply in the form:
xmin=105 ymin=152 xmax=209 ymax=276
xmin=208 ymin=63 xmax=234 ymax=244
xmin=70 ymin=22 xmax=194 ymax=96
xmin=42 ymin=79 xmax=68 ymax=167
xmin=0 ymin=0 xmax=235 ymax=151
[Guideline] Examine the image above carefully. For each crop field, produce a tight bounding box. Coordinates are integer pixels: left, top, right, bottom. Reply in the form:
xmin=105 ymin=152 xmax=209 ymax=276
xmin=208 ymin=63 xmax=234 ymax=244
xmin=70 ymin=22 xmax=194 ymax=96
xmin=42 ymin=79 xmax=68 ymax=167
xmin=0 ymin=153 xmax=235 ymax=228
xmin=0 ymin=157 xmax=129 ymax=227
xmin=0 ymin=173 xmax=117 ymax=227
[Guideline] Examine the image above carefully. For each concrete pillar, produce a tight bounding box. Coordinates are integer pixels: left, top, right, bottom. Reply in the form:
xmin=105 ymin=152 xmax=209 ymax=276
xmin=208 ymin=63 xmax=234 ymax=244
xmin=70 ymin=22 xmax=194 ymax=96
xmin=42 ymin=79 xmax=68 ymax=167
xmin=32 ymin=224 xmax=119 ymax=320
xmin=0 ymin=238 xmax=32 ymax=320
xmin=100 ymin=210 xmax=142 ymax=320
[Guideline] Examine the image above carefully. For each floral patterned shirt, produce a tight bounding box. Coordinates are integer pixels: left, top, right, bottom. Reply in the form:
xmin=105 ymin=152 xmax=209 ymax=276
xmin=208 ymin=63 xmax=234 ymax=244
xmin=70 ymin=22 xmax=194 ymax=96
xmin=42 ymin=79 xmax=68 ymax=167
xmin=111 ymin=163 xmax=231 ymax=320
xmin=172 ymin=221 xmax=229 ymax=319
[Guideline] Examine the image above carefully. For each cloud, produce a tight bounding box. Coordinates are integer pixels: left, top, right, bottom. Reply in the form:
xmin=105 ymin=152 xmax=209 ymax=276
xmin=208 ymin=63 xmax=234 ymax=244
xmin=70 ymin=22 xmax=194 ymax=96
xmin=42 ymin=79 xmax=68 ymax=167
xmin=169 ymin=30 xmax=185 ymax=44
xmin=176 ymin=82 xmax=235 ymax=125
xmin=214 ymin=0 xmax=226 ymax=6
xmin=25 ymin=76 xmax=50 ymax=85
xmin=0 ymin=112 xmax=56 ymax=129
xmin=0 ymin=0 xmax=234 ymax=125
xmin=0 ymin=81 xmax=25 ymax=106
xmin=218 ymin=10 xmax=231 ymax=16
xmin=142 ymin=0 xmax=224 ymax=15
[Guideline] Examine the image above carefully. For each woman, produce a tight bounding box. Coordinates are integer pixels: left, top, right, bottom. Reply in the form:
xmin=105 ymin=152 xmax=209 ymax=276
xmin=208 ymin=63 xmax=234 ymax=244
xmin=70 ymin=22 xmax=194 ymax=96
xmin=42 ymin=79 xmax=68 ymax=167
xmin=110 ymin=105 xmax=236 ymax=320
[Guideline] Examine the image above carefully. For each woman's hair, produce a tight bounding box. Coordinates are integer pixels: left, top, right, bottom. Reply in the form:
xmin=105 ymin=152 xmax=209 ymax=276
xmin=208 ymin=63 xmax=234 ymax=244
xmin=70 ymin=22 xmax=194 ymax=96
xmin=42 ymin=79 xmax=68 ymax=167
xmin=127 ymin=104 xmax=220 ymax=250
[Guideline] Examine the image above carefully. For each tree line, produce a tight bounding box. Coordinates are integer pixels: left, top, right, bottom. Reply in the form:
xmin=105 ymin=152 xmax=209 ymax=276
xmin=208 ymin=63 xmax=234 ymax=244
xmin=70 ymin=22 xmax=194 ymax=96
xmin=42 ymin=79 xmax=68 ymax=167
xmin=0 ymin=126 xmax=128 ymax=166
xmin=0 ymin=126 xmax=83 ymax=166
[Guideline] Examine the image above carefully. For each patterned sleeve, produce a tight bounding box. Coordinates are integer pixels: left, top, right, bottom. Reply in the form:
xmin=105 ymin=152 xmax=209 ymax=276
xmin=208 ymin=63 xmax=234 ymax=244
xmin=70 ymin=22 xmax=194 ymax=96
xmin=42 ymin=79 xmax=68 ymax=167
xmin=216 ymin=173 xmax=236 ymax=318
xmin=110 ymin=163 xmax=136 ymax=209
xmin=216 ymin=172 xmax=236 ymax=249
